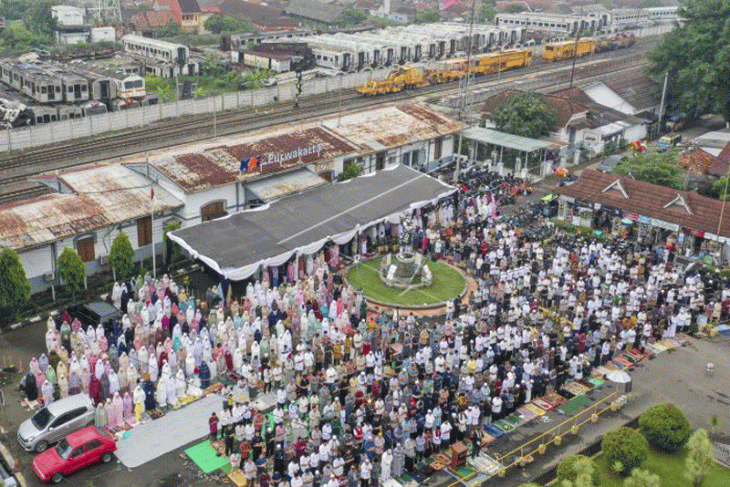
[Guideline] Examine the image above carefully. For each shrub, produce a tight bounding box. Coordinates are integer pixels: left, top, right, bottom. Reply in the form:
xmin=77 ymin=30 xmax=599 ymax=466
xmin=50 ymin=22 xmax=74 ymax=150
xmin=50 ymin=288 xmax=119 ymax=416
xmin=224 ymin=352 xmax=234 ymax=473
xmin=639 ymin=402 xmax=692 ymax=453
xmin=602 ymin=427 xmax=648 ymax=476
xmin=556 ymin=455 xmax=600 ymax=486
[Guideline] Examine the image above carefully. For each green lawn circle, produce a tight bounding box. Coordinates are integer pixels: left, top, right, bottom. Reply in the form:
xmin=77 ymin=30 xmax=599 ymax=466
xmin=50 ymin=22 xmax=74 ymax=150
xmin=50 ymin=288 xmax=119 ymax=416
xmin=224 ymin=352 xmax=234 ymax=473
xmin=346 ymin=256 xmax=466 ymax=307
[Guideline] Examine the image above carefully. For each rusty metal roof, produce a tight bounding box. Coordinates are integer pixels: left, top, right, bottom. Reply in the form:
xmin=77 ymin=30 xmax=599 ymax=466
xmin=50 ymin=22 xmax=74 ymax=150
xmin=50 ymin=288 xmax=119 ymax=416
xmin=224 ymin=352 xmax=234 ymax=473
xmin=151 ymin=104 xmax=464 ymax=193
xmin=153 ymin=125 xmax=358 ymax=193
xmin=0 ymin=165 xmax=182 ymax=251
xmin=320 ymin=104 xmax=466 ymax=153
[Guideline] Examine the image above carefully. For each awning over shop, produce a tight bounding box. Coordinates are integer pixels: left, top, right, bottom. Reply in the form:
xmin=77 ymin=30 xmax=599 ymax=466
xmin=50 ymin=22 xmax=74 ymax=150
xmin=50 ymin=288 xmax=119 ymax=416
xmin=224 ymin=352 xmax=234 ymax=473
xmin=246 ymin=167 xmax=327 ymax=202
xmin=169 ymin=165 xmax=456 ymax=281
xmin=458 ymin=127 xmax=554 ymax=152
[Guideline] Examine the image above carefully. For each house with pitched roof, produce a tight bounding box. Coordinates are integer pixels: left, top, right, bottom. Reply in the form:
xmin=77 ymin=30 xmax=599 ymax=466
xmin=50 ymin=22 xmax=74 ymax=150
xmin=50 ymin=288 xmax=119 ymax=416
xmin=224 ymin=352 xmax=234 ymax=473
xmin=556 ymin=169 xmax=730 ymax=262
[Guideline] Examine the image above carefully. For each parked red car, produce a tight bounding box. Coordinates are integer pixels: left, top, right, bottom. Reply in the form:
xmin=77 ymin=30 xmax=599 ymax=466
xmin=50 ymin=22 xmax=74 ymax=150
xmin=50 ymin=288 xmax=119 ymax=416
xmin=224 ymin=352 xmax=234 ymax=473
xmin=32 ymin=426 xmax=116 ymax=483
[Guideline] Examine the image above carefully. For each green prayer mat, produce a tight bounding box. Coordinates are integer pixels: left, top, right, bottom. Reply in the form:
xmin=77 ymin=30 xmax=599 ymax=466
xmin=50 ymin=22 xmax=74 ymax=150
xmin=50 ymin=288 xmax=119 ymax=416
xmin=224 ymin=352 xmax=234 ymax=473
xmin=559 ymin=394 xmax=590 ymax=415
xmin=185 ymin=440 xmax=231 ymax=474
xmin=456 ymin=466 xmax=474 ymax=477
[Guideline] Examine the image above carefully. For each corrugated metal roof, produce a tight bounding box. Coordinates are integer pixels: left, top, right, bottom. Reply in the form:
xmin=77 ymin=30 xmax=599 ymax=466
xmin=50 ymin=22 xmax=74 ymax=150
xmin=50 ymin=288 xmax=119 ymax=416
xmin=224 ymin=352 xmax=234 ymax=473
xmin=459 ymin=127 xmax=554 ymax=152
xmin=0 ymin=165 xmax=183 ymax=251
xmin=152 ymin=104 xmax=464 ymax=193
xmin=320 ymin=104 xmax=466 ymax=153
xmin=153 ymin=125 xmax=356 ymax=193
xmin=246 ymin=167 xmax=326 ymax=201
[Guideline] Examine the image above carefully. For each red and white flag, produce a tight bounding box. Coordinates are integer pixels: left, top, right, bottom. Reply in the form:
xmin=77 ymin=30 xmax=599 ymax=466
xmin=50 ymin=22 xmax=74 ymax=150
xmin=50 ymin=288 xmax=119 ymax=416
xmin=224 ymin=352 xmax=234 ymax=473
xmin=150 ymin=186 xmax=156 ymax=201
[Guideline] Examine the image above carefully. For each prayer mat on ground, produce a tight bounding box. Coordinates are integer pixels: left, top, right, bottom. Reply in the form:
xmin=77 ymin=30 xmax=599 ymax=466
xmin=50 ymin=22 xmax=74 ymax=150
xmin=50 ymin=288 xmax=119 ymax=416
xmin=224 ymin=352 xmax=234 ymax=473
xmin=410 ymin=470 xmax=428 ymax=483
xmin=588 ymin=378 xmax=604 ymax=388
xmin=517 ymin=405 xmax=540 ymax=421
xmin=456 ymin=466 xmax=473 ymax=477
xmin=558 ymin=394 xmax=590 ymax=415
xmin=529 ymin=400 xmax=552 ymax=412
xmin=613 ymin=356 xmax=634 ymax=367
xmin=481 ymin=434 xmax=496 ymax=447
xmin=542 ymin=392 xmax=567 ymax=407
xmin=557 ymin=389 xmax=576 ymax=399
xmin=468 ymin=453 xmax=503 ymax=474
xmin=562 ymin=382 xmax=590 ymax=395
xmin=505 ymin=413 xmax=524 ymax=426
xmin=483 ymin=424 xmax=504 ymax=438
xmin=494 ymin=420 xmax=515 ymax=433
xmin=228 ymin=468 xmax=247 ymax=487
xmin=185 ymin=440 xmax=231 ymax=474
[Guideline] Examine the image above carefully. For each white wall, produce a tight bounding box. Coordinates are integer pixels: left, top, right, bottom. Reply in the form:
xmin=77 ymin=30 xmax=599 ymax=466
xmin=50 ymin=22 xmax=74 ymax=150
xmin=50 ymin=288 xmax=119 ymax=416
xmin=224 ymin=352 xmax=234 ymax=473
xmin=19 ymin=246 xmax=54 ymax=282
xmin=90 ymin=27 xmax=116 ymax=43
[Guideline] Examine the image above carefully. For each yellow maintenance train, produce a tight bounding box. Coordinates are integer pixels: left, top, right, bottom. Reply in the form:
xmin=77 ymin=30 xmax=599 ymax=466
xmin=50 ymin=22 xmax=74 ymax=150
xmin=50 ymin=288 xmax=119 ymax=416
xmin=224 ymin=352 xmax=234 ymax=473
xmin=357 ymin=34 xmax=634 ymax=96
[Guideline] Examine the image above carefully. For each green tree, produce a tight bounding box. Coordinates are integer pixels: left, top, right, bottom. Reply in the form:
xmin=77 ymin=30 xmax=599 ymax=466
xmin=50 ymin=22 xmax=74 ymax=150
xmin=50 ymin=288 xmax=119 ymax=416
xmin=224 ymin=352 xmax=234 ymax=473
xmin=57 ymin=247 xmax=84 ymax=300
xmin=685 ymin=429 xmax=715 ymax=486
xmin=0 ymin=247 xmax=31 ymax=325
xmin=23 ymin=0 xmax=58 ymax=36
xmin=494 ymin=92 xmax=557 ymax=139
xmin=505 ymin=3 xmax=525 ymax=13
xmin=109 ymin=232 xmax=135 ymax=281
xmin=340 ymin=7 xmax=368 ymax=26
xmin=518 ymin=484 xmax=542 ymax=487
xmin=624 ymin=468 xmax=660 ymax=487
xmin=612 ymin=150 xmax=684 ymax=190
xmin=480 ymin=3 xmax=497 ymax=22
xmin=647 ymin=0 xmax=730 ymax=122
xmin=711 ymin=172 xmax=730 ymax=200
xmin=204 ymin=14 xmax=257 ymax=34
xmin=639 ymin=402 xmax=692 ymax=453
xmin=416 ymin=10 xmax=441 ymax=23
xmin=556 ymin=455 xmax=600 ymax=486
xmin=155 ymin=20 xmax=183 ymax=38
xmin=338 ymin=161 xmax=362 ymax=181
xmin=602 ymin=427 xmax=649 ymax=476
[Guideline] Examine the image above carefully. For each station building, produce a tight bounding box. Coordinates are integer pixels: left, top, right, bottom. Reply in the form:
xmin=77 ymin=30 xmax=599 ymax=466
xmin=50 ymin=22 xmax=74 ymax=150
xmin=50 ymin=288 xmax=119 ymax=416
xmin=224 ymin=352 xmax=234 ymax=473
xmin=0 ymin=103 xmax=464 ymax=292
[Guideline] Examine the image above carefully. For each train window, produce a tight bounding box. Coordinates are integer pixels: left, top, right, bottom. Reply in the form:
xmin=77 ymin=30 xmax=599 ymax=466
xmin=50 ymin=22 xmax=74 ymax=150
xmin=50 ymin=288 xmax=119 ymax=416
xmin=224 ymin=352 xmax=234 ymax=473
xmin=41 ymin=86 xmax=47 ymax=93
xmin=82 ymin=85 xmax=87 ymax=91
xmin=68 ymin=86 xmax=73 ymax=93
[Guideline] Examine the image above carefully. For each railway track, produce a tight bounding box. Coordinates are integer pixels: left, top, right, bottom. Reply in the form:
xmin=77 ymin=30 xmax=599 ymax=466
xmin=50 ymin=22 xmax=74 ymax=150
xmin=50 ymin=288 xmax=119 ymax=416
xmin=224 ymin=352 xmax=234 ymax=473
xmin=0 ymin=42 xmax=655 ymax=205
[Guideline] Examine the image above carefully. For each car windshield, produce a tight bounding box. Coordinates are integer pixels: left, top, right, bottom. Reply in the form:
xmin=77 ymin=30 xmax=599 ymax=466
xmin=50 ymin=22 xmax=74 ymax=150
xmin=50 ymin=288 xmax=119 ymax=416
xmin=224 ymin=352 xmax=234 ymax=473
xmin=31 ymin=408 xmax=53 ymax=430
xmin=55 ymin=439 xmax=72 ymax=460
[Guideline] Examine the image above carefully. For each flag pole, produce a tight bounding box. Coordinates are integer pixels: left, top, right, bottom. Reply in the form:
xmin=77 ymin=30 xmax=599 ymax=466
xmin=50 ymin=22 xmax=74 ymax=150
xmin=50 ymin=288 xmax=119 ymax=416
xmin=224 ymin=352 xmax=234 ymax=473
xmin=148 ymin=151 xmax=156 ymax=280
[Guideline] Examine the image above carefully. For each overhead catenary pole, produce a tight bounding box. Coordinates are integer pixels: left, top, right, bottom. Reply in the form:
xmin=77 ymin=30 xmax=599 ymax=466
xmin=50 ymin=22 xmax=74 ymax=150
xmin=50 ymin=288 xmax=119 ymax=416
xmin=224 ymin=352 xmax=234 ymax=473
xmin=148 ymin=151 xmax=157 ymax=279
xmin=658 ymin=71 xmax=669 ymax=133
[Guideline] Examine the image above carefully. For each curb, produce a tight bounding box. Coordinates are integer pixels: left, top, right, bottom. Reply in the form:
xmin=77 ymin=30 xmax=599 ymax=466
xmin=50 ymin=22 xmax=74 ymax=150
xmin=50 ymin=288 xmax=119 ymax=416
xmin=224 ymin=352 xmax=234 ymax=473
xmin=0 ymin=440 xmax=28 ymax=487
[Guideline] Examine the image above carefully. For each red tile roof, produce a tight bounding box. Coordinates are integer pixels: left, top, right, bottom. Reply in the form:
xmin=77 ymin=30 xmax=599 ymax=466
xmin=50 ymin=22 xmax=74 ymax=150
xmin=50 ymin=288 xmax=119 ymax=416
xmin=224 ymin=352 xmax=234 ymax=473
xmin=556 ymin=169 xmax=730 ymax=237
xmin=678 ymin=148 xmax=724 ymax=176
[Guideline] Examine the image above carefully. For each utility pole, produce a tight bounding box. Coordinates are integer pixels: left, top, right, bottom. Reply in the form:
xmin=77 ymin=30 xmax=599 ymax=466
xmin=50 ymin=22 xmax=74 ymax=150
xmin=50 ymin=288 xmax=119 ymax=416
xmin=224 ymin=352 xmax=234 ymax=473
xmin=569 ymin=9 xmax=584 ymax=88
xmin=454 ymin=0 xmax=477 ymax=183
xmin=658 ymin=71 xmax=669 ymax=134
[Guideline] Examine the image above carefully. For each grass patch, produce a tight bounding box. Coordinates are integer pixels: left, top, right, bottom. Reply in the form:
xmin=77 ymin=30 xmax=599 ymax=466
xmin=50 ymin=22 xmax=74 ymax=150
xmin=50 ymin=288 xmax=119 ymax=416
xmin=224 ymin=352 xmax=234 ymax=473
xmin=595 ymin=446 xmax=730 ymax=487
xmin=346 ymin=256 xmax=464 ymax=306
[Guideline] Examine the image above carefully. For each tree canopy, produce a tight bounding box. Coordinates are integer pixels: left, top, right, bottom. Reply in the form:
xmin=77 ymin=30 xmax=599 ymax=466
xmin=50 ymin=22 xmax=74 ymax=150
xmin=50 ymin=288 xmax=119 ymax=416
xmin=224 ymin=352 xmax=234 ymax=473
xmin=416 ymin=10 xmax=441 ymax=23
xmin=685 ymin=429 xmax=715 ymax=487
xmin=639 ymin=402 xmax=692 ymax=453
xmin=612 ymin=150 xmax=684 ymax=190
xmin=647 ymin=0 xmax=730 ymax=121
xmin=340 ymin=7 xmax=368 ymax=27
xmin=204 ymin=14 xmax=258 ymax=34
xmin=602 ymin=427 xmax=649 ymax=476
xmin=494 ymin=92 xmax=557 ymax=139
xmin=109 ymin=232 xmax=135 ymax=281
xmin=0 ymin=247 xmax=31 ymax=325
xmin=57 ymin=247 xmax=84 ymax=299
xmin=155 ymin=20 xmax=183 ymax=38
